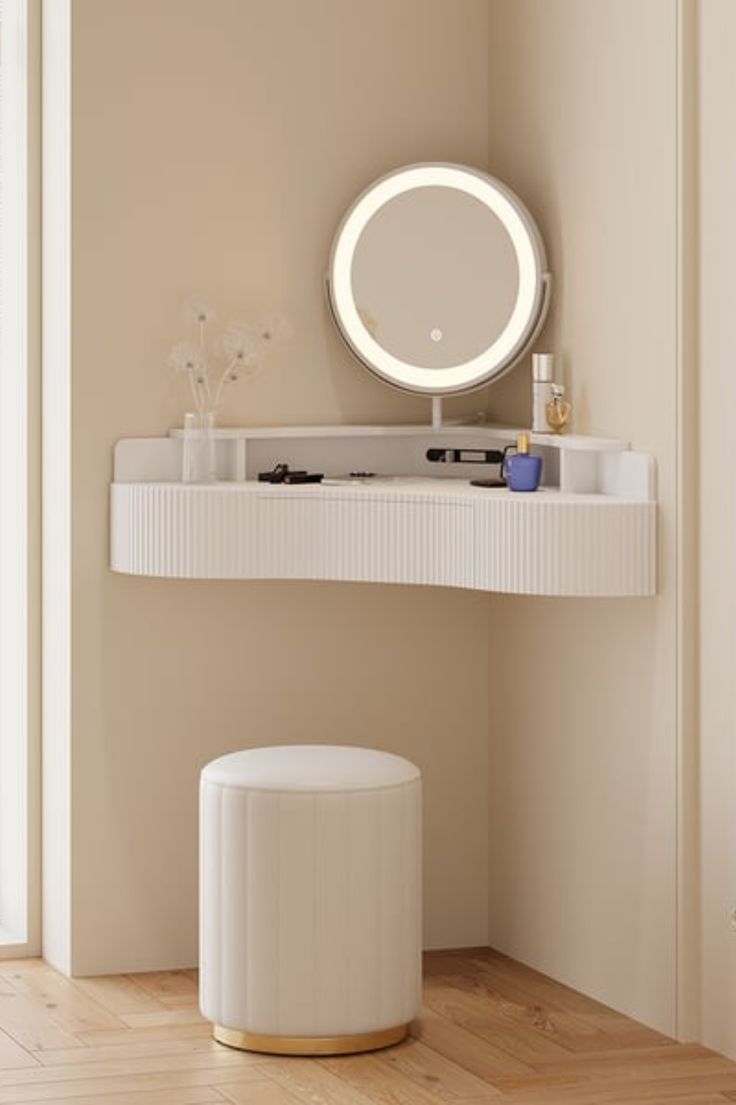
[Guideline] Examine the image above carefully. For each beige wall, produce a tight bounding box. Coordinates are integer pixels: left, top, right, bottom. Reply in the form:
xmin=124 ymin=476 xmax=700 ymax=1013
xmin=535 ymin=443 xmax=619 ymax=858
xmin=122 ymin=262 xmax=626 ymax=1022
xmin=66 ymin=0 xmax=492 ymax=974
xmin=485 ymin=0 xmax=679 ymax=1034
xmin=697 ymin=0 xmax=736 ymax=1059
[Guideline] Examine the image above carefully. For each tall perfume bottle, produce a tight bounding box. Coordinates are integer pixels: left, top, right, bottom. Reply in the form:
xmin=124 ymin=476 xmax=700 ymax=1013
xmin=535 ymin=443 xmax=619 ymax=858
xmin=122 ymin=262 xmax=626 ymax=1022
xmin=504 ymin=432 xmax=543 ymax=492
xmin=532 ymin=353 xmax=555 ymax=432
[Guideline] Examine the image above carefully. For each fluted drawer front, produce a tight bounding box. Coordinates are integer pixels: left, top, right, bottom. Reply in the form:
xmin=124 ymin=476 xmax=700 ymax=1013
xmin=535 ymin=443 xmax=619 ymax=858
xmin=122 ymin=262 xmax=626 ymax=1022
xmin=475 ymin=497 xmax=657 ymax=596
xmin=199 ymin=774 xmax=422 ymax=1036
xmin=111 ymin=482 xmax=656 ymax=597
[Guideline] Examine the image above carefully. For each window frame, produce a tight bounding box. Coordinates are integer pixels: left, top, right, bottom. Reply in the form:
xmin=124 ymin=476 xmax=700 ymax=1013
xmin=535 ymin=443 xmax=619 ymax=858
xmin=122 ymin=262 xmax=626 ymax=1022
xmin=0 ymin=0 xmax=40 ymax=957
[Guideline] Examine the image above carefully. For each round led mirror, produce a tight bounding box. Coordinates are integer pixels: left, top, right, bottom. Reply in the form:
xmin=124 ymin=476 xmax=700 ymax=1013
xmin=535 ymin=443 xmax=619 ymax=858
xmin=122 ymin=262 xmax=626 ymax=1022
xmin=327 ymin=163 xmax=551 ymax=397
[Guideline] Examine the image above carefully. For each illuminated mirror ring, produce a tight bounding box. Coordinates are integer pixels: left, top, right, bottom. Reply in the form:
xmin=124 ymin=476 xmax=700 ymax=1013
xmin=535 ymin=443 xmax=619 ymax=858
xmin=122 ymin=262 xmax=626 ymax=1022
xmin=327 ymin=163 xmax=551 ymax=397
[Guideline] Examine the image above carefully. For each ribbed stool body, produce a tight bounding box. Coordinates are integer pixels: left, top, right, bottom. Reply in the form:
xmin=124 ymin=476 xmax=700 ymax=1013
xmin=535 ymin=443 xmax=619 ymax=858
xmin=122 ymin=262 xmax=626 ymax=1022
xmin=199 ymin=745 xmax=422 ymax=1054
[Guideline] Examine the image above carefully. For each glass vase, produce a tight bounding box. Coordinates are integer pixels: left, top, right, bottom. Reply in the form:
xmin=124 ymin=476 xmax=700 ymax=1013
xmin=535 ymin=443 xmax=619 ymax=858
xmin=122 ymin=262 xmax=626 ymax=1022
xmin=181 ymin=410 xmax=217 ymax=483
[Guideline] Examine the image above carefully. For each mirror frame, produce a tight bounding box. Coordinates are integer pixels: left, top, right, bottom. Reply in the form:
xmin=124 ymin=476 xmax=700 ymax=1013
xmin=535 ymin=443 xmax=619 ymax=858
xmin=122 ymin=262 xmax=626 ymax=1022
xmin=327 ymin=163 xmax=551 ymax=397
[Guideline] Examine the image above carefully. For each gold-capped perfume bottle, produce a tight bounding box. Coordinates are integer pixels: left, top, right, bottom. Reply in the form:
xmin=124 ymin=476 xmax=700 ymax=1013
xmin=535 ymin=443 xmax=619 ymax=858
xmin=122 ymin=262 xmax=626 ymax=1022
xmin=504 ymin=432 xmax=543 ymax=492
xmin=545 ymin=384 xmax=571 ymax=434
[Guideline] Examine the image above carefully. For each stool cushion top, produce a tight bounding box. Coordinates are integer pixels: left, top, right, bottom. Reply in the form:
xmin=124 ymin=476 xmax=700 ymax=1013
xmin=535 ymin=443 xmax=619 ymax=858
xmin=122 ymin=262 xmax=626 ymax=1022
xmin=201 ymin=745 xmax=420 ymax=792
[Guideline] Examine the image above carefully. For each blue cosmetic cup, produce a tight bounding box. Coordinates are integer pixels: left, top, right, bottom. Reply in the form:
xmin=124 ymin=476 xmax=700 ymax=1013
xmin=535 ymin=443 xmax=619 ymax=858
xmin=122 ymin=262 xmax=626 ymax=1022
xmin=504 ymin=452 xmax=543 ymax=492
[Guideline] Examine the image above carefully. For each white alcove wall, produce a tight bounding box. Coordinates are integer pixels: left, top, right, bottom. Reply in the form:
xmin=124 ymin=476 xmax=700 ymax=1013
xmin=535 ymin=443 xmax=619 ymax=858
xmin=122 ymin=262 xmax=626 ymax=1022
xmin=485 ymin=0 xmax=682 ymax=1037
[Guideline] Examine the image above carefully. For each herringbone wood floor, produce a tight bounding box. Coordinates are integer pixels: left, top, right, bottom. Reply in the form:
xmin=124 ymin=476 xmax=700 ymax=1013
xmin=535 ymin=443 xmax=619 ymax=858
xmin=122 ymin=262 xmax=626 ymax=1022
xmin=0 ymin=948 xmax=731 ymax=1104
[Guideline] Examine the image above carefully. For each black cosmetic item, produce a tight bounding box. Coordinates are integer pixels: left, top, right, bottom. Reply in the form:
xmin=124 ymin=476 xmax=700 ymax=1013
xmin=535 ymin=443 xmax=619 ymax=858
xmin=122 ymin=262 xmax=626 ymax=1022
xmin=426 ymin=447 xmax=505 ymax=465
xmin=282 ymin=472 xmax=323 ymax=484
xmin=258 ymin=463 xmax=323 ymax=484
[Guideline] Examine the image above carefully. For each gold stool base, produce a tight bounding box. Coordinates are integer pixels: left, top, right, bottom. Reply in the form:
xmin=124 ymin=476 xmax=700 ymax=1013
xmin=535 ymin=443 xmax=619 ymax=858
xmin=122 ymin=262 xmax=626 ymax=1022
xmin=214 ymin=1021 xmax=409 ymax=1056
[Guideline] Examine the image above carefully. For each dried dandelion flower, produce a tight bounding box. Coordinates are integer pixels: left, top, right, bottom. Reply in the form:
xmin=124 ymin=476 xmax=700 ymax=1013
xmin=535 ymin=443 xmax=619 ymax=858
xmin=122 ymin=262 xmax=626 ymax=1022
xmin=258 ymin=313 xmax=292 ymax=345
xmin=181 ymin=295 xmax=217 ymax=329
xmin=220 ymin=323 xmax=260 ymax=362
xmin=170 ymin=298 xmax=288 ymax=417
xmin=169 ymin=341 xmax=207 ymax=376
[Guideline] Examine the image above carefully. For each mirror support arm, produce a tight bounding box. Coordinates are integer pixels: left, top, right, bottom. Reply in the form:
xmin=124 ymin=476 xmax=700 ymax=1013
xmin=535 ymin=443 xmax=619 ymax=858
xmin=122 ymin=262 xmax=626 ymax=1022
xmin=529 ymin=272 xmax=553 ymax=353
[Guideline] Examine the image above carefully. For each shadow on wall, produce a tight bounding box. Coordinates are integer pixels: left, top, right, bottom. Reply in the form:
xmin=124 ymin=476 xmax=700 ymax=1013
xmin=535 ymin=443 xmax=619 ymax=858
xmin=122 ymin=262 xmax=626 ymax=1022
xmin=487 ymin=593 xmax=674 ymax=1030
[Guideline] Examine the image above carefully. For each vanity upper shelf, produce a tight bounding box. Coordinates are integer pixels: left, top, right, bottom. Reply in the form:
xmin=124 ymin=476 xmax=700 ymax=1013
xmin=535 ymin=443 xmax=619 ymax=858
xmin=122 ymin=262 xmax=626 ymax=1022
xmin=110 ymin=423 xmax=657 ymax=597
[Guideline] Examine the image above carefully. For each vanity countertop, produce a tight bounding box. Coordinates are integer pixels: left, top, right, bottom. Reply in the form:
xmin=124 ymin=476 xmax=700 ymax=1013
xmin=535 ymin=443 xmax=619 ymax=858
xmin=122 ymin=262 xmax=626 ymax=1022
xmin=123 ymin=477 xmax=645 ymax=506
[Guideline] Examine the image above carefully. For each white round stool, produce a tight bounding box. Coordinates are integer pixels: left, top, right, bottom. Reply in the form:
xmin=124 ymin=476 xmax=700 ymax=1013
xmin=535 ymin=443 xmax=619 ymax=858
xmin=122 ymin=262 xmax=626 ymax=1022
xmin=199 ymin=744 xmax=422 ymax=1055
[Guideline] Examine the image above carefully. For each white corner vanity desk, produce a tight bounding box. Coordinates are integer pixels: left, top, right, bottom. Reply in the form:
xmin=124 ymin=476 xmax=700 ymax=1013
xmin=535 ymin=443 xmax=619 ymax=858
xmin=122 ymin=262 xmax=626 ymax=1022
xmin=110 ymin=164 xmax=657 ymax=598
xmin=111 ymin=423 xmax=655 ymax=597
